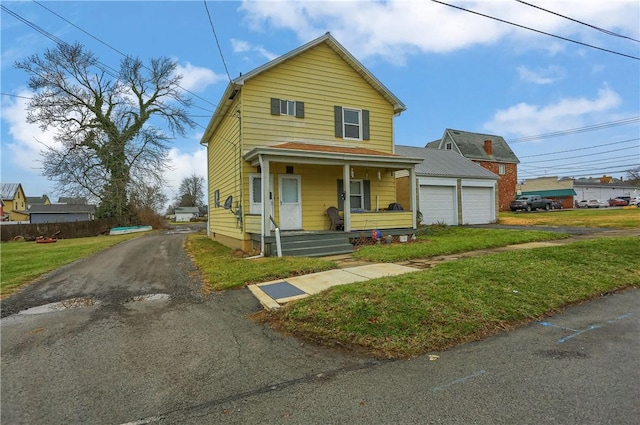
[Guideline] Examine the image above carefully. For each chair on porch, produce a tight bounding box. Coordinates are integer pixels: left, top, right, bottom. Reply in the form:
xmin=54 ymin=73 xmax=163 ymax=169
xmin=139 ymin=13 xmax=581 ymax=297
xmin=326 ymin=206 xmax=344 ymax=231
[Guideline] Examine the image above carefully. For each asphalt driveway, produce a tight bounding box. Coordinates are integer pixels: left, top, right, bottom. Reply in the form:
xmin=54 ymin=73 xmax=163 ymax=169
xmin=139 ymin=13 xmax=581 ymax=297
xmin=1 ymin=227 xmax=638 ymax=424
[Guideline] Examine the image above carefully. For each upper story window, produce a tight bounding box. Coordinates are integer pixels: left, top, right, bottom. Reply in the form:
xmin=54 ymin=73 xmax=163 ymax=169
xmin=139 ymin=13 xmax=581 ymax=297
xmin=445 ymin=143 xmax=452 ymax=150
xmin=334 ymin=106 xmax=370 ymax=141
xmin=343 ymin=108 xmax=362 ymax=139
xmin=499 ymin=164 xmax=506 ymax=175
xmin=271 ymin=98 xmax=304 ymax=118
xmin=280 ymin=100 xmax=296 ymax=116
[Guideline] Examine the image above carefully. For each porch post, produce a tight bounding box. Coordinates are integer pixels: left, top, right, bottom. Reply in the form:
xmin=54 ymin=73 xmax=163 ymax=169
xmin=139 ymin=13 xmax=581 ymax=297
xmin=409 ymin=166 xmax=417 ymax=229
xmin=261 ymin=157 xmax=271 ymax=240
xmin=343 ymin=164 xmax=351 ymax=231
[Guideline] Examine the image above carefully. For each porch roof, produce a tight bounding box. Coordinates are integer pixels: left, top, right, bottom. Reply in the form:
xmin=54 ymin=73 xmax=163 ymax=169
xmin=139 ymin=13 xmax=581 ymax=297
xmin=244 ymin=142 xmax=424 ymax=168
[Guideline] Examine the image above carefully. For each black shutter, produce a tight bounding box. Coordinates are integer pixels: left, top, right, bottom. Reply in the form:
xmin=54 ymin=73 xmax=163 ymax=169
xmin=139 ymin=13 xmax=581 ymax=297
xmin=363 ymin=180 xmax=371 ymax=210
xmin=362 ymin=109 xmax=370 ymax=140
xmin=295 ymin=101 xmax=304 ymax=118
xmin=270 ymin=98 xmax=280 ymax=115
xmin=334 ymin=106 xmax=343 ymax=138
xmin=337 ymin=179 xmax=344 ymax=211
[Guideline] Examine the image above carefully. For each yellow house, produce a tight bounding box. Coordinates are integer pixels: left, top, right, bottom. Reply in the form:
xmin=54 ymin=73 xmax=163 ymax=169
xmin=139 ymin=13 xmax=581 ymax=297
xmin=201 ymin=33 xmax=422 ymax=256
xmin=0 ymin=183 xmax=30 ymax=222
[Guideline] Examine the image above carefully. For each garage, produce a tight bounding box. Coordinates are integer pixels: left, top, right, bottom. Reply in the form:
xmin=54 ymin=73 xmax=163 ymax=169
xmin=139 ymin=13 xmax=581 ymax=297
xmin=396 ymin=146 xmax=499 ymax=226
xmin=419 ymin=183 xmax=457 ymax=225
xmin=461 ymin=185 xmax=494 ymax=224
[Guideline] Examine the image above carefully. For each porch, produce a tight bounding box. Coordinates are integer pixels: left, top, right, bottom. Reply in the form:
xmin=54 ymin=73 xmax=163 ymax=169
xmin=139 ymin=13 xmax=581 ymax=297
xmin=249 ymin=226 xmax=417 ymax=257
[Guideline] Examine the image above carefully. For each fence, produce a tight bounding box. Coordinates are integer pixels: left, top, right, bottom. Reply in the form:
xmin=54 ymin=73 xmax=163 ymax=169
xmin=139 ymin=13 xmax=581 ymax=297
xmin=0 ymin=217 xmax=137 ymax=242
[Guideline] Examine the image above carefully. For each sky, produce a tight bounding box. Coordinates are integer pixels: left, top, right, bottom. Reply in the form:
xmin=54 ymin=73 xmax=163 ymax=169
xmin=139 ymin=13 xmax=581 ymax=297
xmin=2 ymin=0 xmax=639 ymax=206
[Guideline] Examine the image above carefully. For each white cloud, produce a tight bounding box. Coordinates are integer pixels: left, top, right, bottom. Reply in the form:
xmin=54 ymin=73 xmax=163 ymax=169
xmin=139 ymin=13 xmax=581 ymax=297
xmin=1 ymin=91 xmax=58 ymax=163
xmin=517 ymin=65 xmax=566 ymax=84
xmin=231 ymin=38 xmax=278 ymax=61
xmin=164 ymin=147 xmax=208 ymax=202
xmin=239 ymin=0 xmax=639 ymax=64
xmin=483 ymin=86 xmax=622 ymax=137
xmin=174 ymin=62 xmax=225 ymax=93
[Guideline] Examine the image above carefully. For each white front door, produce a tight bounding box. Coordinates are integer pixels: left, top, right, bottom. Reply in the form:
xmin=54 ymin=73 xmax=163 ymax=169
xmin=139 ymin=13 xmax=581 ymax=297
xmin=279 ymin=175 xmax=302 ymax=230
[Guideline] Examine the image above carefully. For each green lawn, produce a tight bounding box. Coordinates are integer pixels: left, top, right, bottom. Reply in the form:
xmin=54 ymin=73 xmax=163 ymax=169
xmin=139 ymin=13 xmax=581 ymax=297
xmin=354 ymin=227 xmax=570 ymax=262
xmin=267 ymin=237 xmax=640 ymax=359
xmin=185 ymin=234 xmax=337 ymax=292
xmin=0 ymin=233 xmax=144 ymax=297
xmin=499 ymin=207 xmax=640 ymax=228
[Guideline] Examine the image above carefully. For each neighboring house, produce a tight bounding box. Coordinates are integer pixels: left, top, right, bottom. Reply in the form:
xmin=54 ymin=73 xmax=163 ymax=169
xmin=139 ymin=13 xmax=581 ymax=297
xmin=427 ymin=129 xmax=519 ymax=211
xmin=201 ymin=33 xmax=423 ymax=256
xmin=28 ymin=204 xmax=96 ymax=224
xmin=396 ymin=146 xmax=499 ymax=225
xmin=521 ymin=176 xmax=639 ymax=207
xmin=174 ymin=206 xmax=200 ymax=222
xmin=0 ymin=183 xmax=30 ymax=221
xmin=26 ymin=194 xmax=51 ymax=209
xmin=58 ymin=197 xmax=88 ymax=204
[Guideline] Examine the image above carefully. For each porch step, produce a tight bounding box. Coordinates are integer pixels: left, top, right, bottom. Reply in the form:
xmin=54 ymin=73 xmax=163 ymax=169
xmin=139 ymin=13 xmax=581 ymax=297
xmin=267 ymin=232 xmax=354 ymax=257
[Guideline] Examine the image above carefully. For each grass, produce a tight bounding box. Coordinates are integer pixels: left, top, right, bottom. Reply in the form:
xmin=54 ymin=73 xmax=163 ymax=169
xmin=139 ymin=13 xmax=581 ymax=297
xmin=354 ymin=226 xmax=570 ymax=262
xmin=499 ymin=207 xmax=640 ymax=228
xmin=267 ymin=237 xmax=640 ymax=359
xmin=0 ymin=233 xmax=145 ymax=297
xmin=185 ymin=233 xmax=337 ymax=291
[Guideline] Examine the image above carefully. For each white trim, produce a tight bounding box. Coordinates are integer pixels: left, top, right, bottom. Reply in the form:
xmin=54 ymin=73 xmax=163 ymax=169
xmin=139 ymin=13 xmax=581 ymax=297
xmin=342 ymin=107 xmax=362 ymax=141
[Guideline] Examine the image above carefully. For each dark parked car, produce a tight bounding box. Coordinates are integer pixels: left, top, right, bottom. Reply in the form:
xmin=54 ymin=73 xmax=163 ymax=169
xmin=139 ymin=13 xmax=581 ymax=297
xmin=609 ymin=198 xmax=629 ymax=206
xmin=551 ymin=200 xmax=563 ymax=209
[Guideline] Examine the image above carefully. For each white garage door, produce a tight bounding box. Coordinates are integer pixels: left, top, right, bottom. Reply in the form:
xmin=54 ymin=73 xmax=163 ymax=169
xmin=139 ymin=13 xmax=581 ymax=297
xmin=419 ymin=185 xmax=457 ymax=225
xmin=462 ymin=186 xmax=493 ymax=224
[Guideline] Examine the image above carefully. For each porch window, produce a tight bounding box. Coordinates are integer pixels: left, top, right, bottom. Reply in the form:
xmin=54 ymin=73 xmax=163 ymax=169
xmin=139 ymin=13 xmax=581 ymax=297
xmin=337 ymin=179 xmax=371 ymax=211
xmin=350 ymin=180 xmax=363 ymax=209
xmin=334 ymin=106 xmax=370 ymax=140
xmin=249 ymin=174 xmax=262 ymax=214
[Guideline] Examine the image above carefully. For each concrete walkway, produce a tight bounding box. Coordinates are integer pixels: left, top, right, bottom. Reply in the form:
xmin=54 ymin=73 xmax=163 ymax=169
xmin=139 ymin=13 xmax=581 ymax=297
xmin=248 ymin=227 xmax=640 ymax=310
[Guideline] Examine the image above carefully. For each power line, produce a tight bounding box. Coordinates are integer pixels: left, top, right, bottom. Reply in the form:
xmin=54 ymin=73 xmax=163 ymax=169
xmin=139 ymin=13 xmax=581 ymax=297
xmin=515 ymin=0 xmax=640 ymax=43
xmin=203 ymin=0 xmax=232 ymax=84
xmin=522 ymin=144 xmax=638 ymax=164
xmin=509 ymin=116 xmax=640 ymax=143
xmin=518 ymin=138 xmax=639 ymax=158
xmin=31 ymin=0 xmax=216 ymax=112
xmin=430 ymin=0 xmax=640 ymax=60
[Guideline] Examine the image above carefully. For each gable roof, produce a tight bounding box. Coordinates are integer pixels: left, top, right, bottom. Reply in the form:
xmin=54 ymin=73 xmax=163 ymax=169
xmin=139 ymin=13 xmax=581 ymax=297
xmin=27 ymin=195 xmax=50 ymax=205
xmin=395 ymin=145 xmax=498 ymax=179
xmin=427 ymin=129 xmax=520 ymax=164
xmin=202 ymin=32 xmax=405 ymax=145
xmin=1 ymin=183 xmax=23 ymax=200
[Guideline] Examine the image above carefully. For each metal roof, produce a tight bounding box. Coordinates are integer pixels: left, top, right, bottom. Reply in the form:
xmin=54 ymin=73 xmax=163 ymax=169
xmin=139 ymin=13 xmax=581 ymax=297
xmin=521 ymin=189 xmax=577 ymax=197
xmin=28 ymin=204 xmax=96 ymax=214
xmin=0 ymin=183 xmax=22 ymax=200
xmin=395 ymin=145 xmax=498 ymax=179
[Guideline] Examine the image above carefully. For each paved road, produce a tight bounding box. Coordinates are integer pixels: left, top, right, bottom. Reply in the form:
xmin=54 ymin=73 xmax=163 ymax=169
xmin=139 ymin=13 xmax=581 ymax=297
xmin=1 ymin=227 xmax=638 ymax=424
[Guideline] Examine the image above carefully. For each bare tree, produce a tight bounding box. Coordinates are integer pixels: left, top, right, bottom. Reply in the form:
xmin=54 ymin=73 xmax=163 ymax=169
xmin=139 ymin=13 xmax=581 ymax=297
xmin=16 ymin=42 xmax=194 ymax=218
xmin=129 ymin=183 xmax=168 ymax=214
xmin=176 ymin=174 xmax=205 ymax=207
xmin=626 ymin=166 xmax=640 ymax=185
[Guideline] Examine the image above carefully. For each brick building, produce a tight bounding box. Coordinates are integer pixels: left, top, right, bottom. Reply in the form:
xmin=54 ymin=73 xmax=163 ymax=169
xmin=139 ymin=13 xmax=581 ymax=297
xmin=426 ymin=129 xmax=520 ymax=211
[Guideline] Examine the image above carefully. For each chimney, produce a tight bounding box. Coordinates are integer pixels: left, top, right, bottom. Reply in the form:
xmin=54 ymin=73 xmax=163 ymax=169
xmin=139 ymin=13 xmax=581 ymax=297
xmin=484 ymin=139 xmax=493 ymax=155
